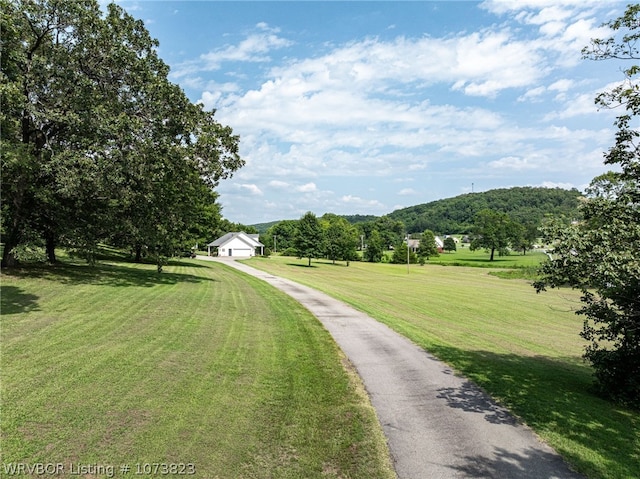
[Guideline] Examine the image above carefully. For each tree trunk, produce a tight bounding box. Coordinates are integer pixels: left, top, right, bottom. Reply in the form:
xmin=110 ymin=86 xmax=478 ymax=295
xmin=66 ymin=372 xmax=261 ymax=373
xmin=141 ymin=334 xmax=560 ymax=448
xmin=490 ymin=248 xmax=495 ymax=261
xmin=135 ymin=244 xmax=142 ymax=262
xmin=1 ymin=234 xmax=20 ymax=268
xmin=45 ymin=232 xmax=57 ymax=264
xmin=308 ymin=256 xmax=311 ymax=267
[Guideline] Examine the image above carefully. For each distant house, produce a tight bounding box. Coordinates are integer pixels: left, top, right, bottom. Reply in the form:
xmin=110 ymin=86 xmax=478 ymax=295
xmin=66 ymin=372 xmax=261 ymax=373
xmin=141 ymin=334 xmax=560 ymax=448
xmin=407 ymin=239 xmax=420 ymax=253
xmin=406 ymin=237 xmax=445 ymax=253
xmin=208 ymin=232 xmax=264 ymax=257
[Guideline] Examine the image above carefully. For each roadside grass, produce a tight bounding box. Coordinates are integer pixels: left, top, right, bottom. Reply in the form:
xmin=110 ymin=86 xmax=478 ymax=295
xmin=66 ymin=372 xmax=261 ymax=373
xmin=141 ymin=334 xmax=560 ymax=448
xmin=244 ymin=255 xmax=639 ymax=479
xmin=1 ymin=257 xmax=396 ymax=479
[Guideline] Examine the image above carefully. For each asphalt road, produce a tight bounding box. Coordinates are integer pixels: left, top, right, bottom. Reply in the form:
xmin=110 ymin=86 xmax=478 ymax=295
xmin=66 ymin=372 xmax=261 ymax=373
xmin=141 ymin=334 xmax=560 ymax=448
xmin=205 ymin=257 xmax=585 ymax=479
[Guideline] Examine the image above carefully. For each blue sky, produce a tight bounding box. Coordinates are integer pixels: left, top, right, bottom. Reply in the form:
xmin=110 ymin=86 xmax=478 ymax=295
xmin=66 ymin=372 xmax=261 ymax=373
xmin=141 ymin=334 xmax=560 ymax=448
xmin=116 ymin=1 xmax=628 ymax=225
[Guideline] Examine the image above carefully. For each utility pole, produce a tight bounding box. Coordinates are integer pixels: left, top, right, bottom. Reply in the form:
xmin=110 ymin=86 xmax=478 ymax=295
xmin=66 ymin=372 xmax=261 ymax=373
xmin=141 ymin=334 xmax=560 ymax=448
xmin=406 ymin=234 xmax=410 ymax=274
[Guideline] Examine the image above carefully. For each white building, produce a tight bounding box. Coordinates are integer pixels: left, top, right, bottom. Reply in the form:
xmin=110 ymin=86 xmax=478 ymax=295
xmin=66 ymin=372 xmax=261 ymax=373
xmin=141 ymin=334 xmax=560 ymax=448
xmin=208 ymin=232 xmax=264 ymax=257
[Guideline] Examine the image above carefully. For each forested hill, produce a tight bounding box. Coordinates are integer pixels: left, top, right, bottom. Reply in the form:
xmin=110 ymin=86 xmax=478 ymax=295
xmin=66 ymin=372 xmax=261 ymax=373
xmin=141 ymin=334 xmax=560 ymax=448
xmin=388 ymin=187 xmax=583 ymax=234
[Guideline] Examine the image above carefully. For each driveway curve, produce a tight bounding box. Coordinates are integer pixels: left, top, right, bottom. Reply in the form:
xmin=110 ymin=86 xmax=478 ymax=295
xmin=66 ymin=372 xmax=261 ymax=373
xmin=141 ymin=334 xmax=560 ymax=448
xmin=203 ymin=256 xmax=584 ymax=479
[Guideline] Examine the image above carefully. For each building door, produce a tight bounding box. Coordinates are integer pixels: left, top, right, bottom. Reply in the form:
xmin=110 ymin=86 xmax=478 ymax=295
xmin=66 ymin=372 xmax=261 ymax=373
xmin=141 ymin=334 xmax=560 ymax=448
xmin=229 ymin=249 xmax=232 ymax=256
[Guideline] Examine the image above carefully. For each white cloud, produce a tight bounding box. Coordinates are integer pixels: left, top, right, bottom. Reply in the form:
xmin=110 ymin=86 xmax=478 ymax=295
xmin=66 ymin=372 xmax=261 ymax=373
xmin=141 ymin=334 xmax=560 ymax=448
xmin=539 ymin=181 xmax=578 ymax=190
xmin=481 ymin=1 xmax=605 ymax=16
xmin=548 ymin=79 xmax=574 ymax=92
xmin=269 ymin=180 xmax=290 ymax=188
xmin=163 ymin=1 xmax=623 ymax=223
xmin=295 ymin=182 xmax=318 ymax=193
xmin=171 ymin=23 xmax=293 ymax=78
xmin=340 ymin=195 xmax=385 ymax=209
xmin=488 ymin=156 xmax=539 ymax=170
xmin=200 ymin=30 xmax=292 ymax=69
xmin=239 ymin=183 xmax=263 ymax=195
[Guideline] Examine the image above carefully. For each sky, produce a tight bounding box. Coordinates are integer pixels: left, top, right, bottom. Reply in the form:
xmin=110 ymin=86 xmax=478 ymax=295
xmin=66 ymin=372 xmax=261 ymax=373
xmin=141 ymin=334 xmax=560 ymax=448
xmin=115 ymin=0 xmax=630 ymax=225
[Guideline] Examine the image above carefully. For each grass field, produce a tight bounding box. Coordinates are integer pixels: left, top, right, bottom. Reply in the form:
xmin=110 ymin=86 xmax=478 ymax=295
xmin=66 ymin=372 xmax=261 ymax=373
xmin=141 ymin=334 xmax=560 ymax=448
xmin=427 ymin=246 xmax=547 ymax=268
xmin=244 ymin=255 xmax=640 ymax=479
xmin=1 ymin=258 xmax=395 ymax=478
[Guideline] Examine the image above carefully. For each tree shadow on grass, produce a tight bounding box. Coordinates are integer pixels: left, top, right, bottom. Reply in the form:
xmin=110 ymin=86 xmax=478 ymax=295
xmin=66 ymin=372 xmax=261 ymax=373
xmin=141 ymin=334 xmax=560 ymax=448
xmin=286 ymin=262 xmax=319 ymax=268
xmin=2 ymin=261 xmax=218 ymax=288
xmin=0 ymin=285 xmax=40 ymax=315
xmin=423 ymin=344 xmax=639 ymax=479
xmin=451 ymin=445 xmax=586 ymax=478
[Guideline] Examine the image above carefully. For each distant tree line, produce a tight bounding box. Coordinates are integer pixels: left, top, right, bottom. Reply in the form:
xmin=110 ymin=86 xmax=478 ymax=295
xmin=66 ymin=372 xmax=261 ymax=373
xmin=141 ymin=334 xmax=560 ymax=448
xmin=262 ymin=204 xmax=540 ymax=265
xmin=261 ymin=213 xmax=406 ymax=264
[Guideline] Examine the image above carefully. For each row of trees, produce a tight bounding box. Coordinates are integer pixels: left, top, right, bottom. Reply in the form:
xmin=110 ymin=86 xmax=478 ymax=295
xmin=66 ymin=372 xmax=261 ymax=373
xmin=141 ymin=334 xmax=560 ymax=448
xmin=289 ymin=213 xmax=449 ymax=266
xmin=260 ymin=214 xmax=405 ymax=262
xmin=290 ymin=213 xmax=359 ymax=267
xmin=265 ymin=208 xmax=535 ymax=266
xmin=1 ymin=0 xmax=243 ymax=270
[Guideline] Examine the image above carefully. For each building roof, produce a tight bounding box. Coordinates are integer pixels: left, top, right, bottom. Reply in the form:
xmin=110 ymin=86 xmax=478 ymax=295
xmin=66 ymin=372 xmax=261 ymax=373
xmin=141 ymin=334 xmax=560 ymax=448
xmin=208 ymin=232 xmax=264 ymax=248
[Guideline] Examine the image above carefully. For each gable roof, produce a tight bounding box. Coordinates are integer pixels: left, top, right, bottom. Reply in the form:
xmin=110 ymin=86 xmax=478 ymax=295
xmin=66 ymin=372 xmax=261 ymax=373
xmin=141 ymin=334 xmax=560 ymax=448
xmin=208 ymin=232 xmax=264 ymax=248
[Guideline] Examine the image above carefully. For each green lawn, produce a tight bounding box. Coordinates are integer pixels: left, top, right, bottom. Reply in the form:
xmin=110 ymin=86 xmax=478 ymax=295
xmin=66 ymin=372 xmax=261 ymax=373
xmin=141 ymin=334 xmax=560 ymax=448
xmin=244 ymin=255 xmax=640 ymax=479
xmin=1 ymin=258 xmax=395 ymax=478
xmin=427 ymin=246 xmax=547 ymax=268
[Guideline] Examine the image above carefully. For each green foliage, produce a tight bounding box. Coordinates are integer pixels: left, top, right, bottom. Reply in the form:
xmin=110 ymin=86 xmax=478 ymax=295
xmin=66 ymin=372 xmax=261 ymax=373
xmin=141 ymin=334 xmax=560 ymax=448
xmin=510 ymin=221 xmax=538 ymax=255
xmin=388 ymin=187 xmax=582 ymax=234
xmin=391 ymin=241 xmax=417 ymax=264
xmin=356 ymin=216 xmax=404 ymax=250
xmin=469 ymin=209 xmax=515 ymax=261
xmin=321 ymin=214 xmax=359 ymax=266
xmin=294 ymin=212 xmax=324 ymax=266
xmin=443 ymin=237 xmax=457 ymax=252
xmin=262 ymin=219 xmax=299 ymax=254
xmin=364 ymin=230 xmax=384 ymax=262
xmin=418 ymin=230 xmax=439 ymax=259
xmin=0 ymin=0 xmax=242 ymax=269
xmin=536 ymin=4 xmax=640 ymax=408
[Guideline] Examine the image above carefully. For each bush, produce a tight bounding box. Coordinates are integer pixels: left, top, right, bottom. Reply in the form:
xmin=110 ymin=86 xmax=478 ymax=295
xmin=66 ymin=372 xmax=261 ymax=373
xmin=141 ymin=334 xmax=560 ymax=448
xmin=588 ymin=348 xmax=640 ymax=408
xmin=281 ymin=247 xmax=298 ymax=257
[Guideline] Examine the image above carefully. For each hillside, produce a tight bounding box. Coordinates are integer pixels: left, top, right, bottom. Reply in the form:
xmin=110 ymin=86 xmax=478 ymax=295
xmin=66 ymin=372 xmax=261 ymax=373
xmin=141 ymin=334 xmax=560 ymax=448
xmin=388 ymin=187 xmax=582 ymax=234
xmin=252 ymin=220 xmax=281 ymax=233
xmin=251 ymin=187 xmax=583 ymax=234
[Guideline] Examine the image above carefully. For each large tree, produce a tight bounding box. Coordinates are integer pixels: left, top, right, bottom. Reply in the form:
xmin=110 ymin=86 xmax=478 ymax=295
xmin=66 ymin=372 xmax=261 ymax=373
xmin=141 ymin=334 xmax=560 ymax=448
xmin=469 ymin=209 xmax=514 ymax=261
xmin=262 ymin=219 xmax=299 ymax=254
xmin=418 ymin=229 xmax=439 ymax=260
xmin=535 ymin=4 xmax=640 ymax=407
xmin=294 ymin=212 xmax=324 ymax=267
xmin=1 ymin=0 xmax=242 ymax=269
xmin=321 ymin=214 xmax=359 ymax=266
xmin=443 ymin=236 xmax=457 ymax=253
xmin=363 ymin=229 xmax=384 ymax=263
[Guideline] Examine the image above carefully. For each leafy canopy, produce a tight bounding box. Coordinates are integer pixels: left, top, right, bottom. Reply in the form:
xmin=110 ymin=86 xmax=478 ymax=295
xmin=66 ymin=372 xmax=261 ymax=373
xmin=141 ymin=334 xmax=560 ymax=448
xmin=535 ymin=4 xmax=640 ymax=407
xmin=0 ymin=0 xmax=243 ymax=269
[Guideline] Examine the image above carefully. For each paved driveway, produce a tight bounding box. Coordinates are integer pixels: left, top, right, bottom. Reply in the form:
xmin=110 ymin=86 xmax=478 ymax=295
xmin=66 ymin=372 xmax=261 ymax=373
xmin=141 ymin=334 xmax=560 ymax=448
xmin=204 ymin=257 xmax=584 ymax=479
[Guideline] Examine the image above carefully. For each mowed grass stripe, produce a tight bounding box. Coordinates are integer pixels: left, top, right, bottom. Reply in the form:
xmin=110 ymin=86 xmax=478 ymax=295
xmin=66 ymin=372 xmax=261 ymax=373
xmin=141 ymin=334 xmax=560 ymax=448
xmin=1 ymin=259 xmax=395 ymax=478
xmin=244 ymin=256 xmax=639 ymax=479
